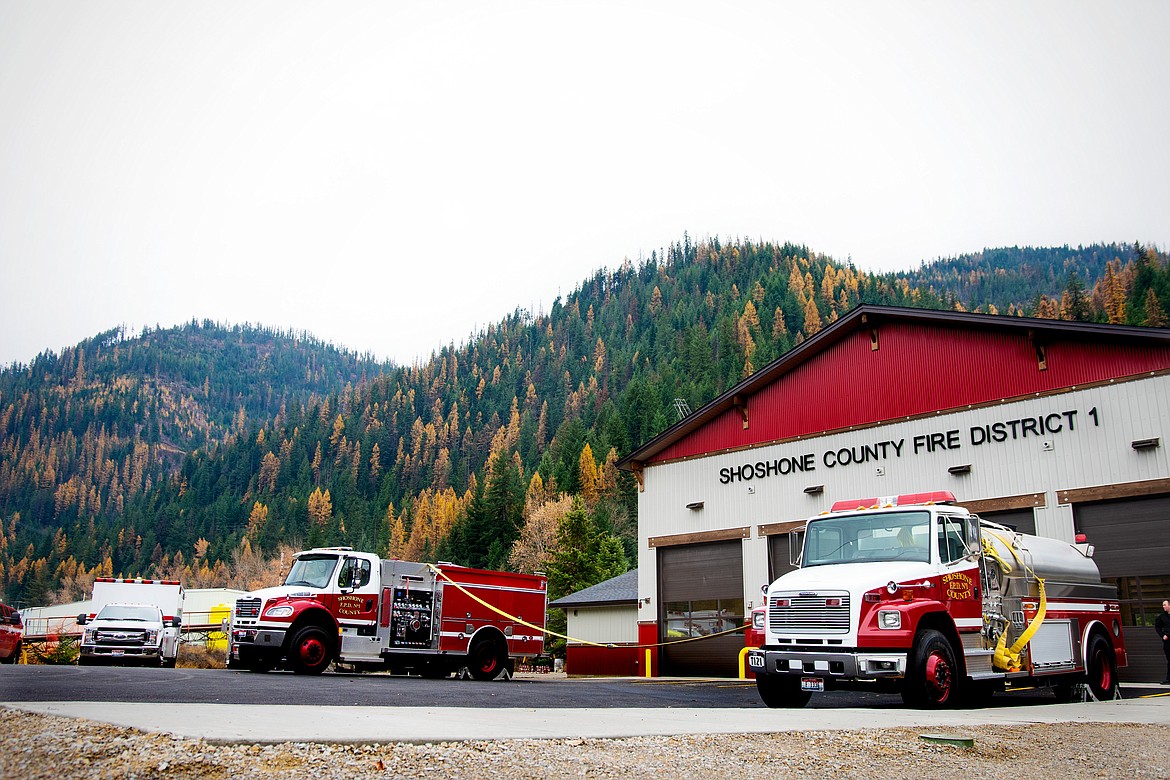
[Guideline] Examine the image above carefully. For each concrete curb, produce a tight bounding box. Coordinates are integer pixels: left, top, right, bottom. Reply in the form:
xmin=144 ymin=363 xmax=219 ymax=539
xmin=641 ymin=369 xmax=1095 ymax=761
xmin=5 ymin=697 xmax=1170 ymax=744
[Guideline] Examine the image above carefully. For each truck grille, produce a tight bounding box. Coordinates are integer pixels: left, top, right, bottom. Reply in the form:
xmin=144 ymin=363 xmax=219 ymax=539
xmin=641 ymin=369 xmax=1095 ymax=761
xmin=769 ymin=591 xmax=851 ymax=634
xmin=235 ymin=598 xmax=261 ymax=619
xmin=95 ymin=630 xmax=147 ymax=645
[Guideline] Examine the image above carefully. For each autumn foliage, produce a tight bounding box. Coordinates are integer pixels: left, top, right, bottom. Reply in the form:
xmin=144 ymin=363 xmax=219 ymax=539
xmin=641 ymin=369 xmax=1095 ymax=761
xmin=2 ymin=239 xmax=1168 ymax=607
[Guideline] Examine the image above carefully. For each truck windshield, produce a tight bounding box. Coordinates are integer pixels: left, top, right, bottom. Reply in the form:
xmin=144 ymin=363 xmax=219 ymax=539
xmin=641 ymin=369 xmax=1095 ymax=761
xmin=803 ymin=510 xmax=931 ymax=566
xmin=96 ymin=605 xmax=159 ymax=622
xmin=284 ymin=555 xmax=338 ymax=589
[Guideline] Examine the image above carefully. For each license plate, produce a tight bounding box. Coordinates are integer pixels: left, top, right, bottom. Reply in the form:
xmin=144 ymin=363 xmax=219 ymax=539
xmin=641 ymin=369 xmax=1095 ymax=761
xmin=800 ymin=677 xmax=824 ymax=692
xmin=111 ymin=650 xmax=124 ymax=657
xmin=748 ymin=654 xmax=764 ymax=668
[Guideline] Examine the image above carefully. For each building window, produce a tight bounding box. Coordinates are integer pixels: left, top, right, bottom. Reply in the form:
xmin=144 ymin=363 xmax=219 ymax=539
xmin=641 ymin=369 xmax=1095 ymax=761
xmin=663 ymin=598 xmax=745 ymax=639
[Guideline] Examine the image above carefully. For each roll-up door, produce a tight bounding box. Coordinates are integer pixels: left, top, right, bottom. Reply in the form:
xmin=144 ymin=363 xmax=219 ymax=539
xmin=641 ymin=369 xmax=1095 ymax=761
xmin=658 ymin=540 xmax=744 ymax=677
xmin=1073 ymin=494 xmax=1170 ymax=682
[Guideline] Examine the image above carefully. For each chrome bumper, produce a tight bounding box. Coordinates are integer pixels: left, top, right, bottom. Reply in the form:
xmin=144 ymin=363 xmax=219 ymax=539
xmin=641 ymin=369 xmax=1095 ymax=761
xmin=748 ymin=648 xmax=907 ymax=679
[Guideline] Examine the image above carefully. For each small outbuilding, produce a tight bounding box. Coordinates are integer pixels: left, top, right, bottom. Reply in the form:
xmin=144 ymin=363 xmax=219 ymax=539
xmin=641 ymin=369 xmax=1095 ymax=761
xmin=549 ymin=569 xmax=641 ymax=676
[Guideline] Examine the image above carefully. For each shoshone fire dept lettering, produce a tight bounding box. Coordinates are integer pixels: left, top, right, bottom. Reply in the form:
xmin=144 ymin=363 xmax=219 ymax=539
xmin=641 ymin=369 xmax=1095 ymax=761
xmin=941 ymin=571 xmax=974 ymax=600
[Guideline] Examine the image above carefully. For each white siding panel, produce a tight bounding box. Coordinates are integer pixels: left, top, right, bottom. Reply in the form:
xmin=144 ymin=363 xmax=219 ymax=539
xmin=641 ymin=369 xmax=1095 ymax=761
xmin=565 ymin=605 xmax=638 ymax=644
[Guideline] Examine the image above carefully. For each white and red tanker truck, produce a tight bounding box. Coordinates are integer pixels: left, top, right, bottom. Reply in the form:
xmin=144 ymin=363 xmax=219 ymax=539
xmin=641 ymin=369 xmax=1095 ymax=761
xmin=228 ymin=547 xmax=547 ymax=679
xmin=747 ymin=491 xmax=1126 ymax=708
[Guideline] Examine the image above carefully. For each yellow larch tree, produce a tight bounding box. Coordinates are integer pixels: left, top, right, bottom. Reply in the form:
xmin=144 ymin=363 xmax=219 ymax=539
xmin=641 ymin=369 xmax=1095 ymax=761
xmin=579 ymin=443 xmax=600 ymax=507
xmin=802 ymin=296 xmax=822 ymax=337
xmin=245 ymin=501 xmax=268 ymax=540
xmin=307 ymin=488 xmax=332 ymax=528
xmin=258 ymin=451 xmax=280 ymax=493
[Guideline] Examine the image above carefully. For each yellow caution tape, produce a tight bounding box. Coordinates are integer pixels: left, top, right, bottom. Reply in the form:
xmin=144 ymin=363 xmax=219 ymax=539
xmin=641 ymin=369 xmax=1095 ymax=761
xmin=427 ymin=563 xmax=748 ymax=650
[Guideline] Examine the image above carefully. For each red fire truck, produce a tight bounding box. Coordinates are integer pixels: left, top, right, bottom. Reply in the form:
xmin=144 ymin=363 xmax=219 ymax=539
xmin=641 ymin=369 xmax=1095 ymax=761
xmin=228 ymin=547 xmax=547 ymax=679
xmin=748 ymin=491 xmax=1126 ymax=708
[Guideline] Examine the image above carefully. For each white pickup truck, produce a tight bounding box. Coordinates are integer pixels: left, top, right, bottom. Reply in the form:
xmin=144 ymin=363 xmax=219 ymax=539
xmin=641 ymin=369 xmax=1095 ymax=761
xmin=77 ymin=578 xmax=184 ymax=667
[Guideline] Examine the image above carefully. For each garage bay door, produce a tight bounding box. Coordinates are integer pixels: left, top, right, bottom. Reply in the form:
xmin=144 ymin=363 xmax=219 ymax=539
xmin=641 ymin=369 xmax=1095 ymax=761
xmin=1074 ymin=494 xmax=1170 ymax=682
xmin=658 ymin=540 xmax=745 ymax=677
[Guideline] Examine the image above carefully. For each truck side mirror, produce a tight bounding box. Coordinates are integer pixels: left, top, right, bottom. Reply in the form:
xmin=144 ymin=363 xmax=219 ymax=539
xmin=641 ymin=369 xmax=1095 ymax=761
xmin=76 ymin=614 xmax=87 ymax=625
xmin=339 ymin=559 xmax=358 ymax=591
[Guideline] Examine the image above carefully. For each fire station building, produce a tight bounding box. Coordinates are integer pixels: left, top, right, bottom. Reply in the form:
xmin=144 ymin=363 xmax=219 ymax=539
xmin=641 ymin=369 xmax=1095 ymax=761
xmin=619 ymin=305 xmax=1170 ymax=681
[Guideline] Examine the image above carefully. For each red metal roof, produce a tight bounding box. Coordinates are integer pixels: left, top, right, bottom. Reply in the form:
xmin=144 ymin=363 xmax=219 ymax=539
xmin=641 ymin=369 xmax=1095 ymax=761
xmin=620 ymin=306 xmax=1170 ymax=468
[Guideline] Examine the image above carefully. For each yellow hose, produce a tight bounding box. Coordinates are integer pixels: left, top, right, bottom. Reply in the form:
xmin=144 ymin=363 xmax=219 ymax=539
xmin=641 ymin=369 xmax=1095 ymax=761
xmin=983 ymin=531 xmax=1047 ymax=672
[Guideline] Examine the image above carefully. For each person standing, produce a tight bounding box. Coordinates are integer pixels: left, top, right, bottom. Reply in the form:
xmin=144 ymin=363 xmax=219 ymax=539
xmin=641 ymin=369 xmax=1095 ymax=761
xmin=1156 ymin=600 xmax=1170 ymax=684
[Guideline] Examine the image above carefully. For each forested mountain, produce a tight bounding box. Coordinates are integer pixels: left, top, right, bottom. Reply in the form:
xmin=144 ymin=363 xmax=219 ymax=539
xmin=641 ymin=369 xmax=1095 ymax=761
xmin=2 ymin=240 xmax=1167 ymax=610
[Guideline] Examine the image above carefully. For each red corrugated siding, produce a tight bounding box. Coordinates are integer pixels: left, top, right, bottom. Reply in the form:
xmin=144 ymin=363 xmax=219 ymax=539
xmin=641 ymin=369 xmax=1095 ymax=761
xmin=652 ymin=322 xmax=1170 ymax=464
xmin=565 ymin=644 xmax=641 ymax=676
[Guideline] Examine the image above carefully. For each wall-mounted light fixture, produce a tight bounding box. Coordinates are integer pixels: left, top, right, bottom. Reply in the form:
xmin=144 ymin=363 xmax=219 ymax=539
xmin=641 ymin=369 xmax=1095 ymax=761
xmin=803 ymin=484 xmax=824 ymax=495
xmin=1132 ymin=437 xmax=1161 ymax=451
xmin=685 ymin=501 xmax=704 ymax=511
xmin=948 ymin=464 xmax=972 ymax=475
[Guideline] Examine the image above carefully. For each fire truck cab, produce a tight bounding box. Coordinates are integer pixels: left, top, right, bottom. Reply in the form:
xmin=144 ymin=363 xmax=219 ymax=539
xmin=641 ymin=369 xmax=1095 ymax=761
xmin=229 ymin=547 xmax=547 ymax=679
xmin=747 ymin=491 xmax=1125 ymax=708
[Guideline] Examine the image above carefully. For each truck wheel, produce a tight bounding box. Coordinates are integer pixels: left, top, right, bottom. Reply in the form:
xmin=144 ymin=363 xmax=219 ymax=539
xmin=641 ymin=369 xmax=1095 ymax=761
xmin=902 ymin=629 xmax=960 ymax=708
xmin=1084 ymin=633 xmax=1117 ymax=701
xmin=468 ymin=637 xmax=507 ymax=681
xmin=756 ymin=675 xmax=811 ymax=708
xmin=288 ymin=626 xmax=334 ymax=675
xmin=0 ymin=643 xmax=18 ymax=664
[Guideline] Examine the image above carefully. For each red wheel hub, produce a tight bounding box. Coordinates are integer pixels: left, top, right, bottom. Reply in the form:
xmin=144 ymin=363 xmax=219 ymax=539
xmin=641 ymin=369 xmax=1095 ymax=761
xmin=299 ymin=637 xmax=326 ymax=665
xmin=924 ymin=652 xmax=953 ymax=700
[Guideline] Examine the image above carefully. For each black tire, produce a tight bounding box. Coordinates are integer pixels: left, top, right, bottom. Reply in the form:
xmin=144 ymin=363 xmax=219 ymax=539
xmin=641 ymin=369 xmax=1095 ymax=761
xmin=162 ymin=656 xmax=177 ymax=669
xmin=468 ymin=637 xmax=507 ymax=681
xmin=1084 ymin=633 xmax=1118 ymax=701
xmin=0 ymin=643 xmax=18 ymax=664
xmin=287 ymin=626 xmax=334 ymax=675
xmin=902 ymin=629 xmax=961 ymax=708
xmin=77 ymin=655 xmax=93 ymax=666
xmin=756 ymin=675 xmax=812 ymax=708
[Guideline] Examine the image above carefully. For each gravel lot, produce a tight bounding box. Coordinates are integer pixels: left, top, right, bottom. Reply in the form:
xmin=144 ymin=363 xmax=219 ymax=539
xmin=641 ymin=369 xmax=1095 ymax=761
xmin=2 ymin=709 xmax=1168 ymax=779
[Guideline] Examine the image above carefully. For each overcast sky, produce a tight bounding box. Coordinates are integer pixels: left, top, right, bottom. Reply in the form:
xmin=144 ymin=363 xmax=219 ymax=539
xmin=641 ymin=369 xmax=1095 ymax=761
xmin=1 ymin=2 xmax=1167 ymax=368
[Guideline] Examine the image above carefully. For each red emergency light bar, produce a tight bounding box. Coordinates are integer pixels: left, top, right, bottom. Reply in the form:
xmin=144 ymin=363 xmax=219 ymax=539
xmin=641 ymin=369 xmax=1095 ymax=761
xmin=830 ymin=491 xmax=957 ymax=513
xmin=94 ymin=577 xmax=181 ymax=585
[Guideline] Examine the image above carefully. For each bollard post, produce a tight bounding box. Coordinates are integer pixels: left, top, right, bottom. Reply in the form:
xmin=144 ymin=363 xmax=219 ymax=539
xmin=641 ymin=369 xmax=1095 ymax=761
xmin=738 ymin=646 xmax=752 ymax=679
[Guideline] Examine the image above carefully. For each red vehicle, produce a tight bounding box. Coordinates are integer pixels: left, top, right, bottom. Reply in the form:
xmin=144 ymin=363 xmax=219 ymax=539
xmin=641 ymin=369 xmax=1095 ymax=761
xmin=0 ymin=602 xmax=22 ymax=663
xmin=229 ymin=547 xmax=547 ymax=678
xmin=749 ymin=491 xmax=1126 ymax=708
